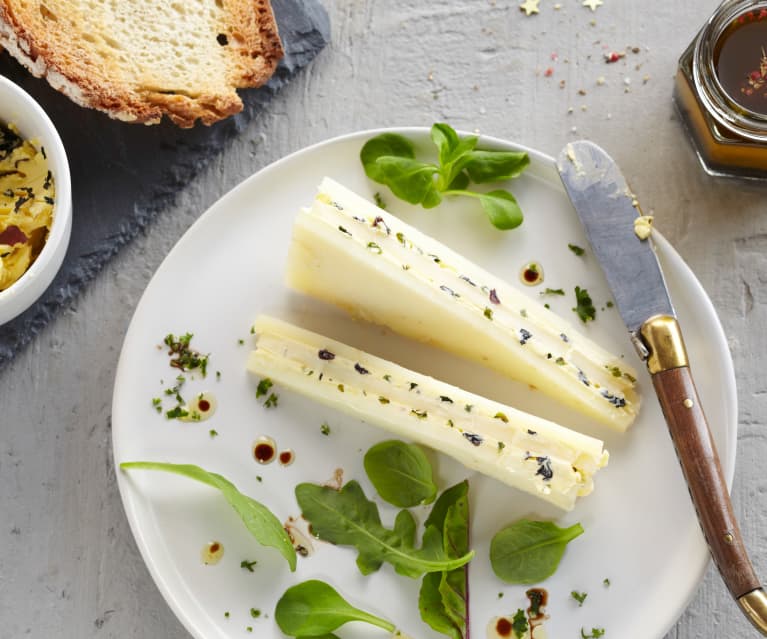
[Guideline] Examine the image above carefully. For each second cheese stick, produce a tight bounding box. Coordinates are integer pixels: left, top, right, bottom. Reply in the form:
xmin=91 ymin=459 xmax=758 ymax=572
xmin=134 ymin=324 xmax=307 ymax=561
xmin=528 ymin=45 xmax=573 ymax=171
xmin=247 ymin=315 xmax=608 ymax=511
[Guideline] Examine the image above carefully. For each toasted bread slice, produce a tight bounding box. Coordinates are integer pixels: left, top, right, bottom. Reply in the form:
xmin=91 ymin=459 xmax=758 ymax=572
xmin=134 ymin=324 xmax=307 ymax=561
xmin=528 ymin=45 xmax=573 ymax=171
xmin=0 ymin=0 xmax=284 ymax=127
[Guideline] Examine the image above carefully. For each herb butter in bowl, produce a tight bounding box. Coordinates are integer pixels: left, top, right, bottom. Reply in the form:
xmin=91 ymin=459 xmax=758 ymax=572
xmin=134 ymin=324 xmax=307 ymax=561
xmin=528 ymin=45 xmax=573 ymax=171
xmin=0 ymin=75 xmax=71 ymax=326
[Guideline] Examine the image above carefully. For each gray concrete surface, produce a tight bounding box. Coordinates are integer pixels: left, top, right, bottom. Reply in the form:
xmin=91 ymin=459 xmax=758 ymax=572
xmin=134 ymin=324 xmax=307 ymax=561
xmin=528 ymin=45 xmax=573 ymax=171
xmin=1 ymin=0 xmax=763 ymax=637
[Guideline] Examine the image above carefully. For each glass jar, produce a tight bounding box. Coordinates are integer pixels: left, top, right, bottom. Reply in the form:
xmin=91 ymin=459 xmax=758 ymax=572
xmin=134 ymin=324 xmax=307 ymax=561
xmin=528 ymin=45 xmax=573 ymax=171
xmin=674 ymin=1 xmax=767 ymax=178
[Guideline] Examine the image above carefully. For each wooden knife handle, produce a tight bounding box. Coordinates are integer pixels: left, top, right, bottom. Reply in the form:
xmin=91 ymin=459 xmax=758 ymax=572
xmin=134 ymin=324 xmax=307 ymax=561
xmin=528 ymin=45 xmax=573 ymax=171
xmin=652 ymin=366 xmax=759 ymax=597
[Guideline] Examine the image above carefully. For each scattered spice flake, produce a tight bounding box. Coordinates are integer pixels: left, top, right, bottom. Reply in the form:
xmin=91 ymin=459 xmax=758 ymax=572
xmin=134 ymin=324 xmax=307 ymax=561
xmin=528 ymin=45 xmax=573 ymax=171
xmin=216 ymin=371 xmax=222 ymax=380
xmin=439 ymin=395 xmax=454 ymax=403
xmin=264 ymin=393 xmax=279 ymax=408
xmin=367 ymin=241 xmax=383 ymax=254
xmin=465 ymin=404 xmax=473 ymax=413
xmin=606 ymin=300 xmax=614 ymax=308
xmin=151 ymin=397 xmax=162 ymax=413
xmin=256 ymin=378 xmax=273 ymax=398
xmin=497 ymin=441 xmax=506 ymax=451
xmin=543 ymin=67 xmax=554 ymax=77
xmin=318 ymin=349 xmax=335 ymax=360
xmin=519 ymin=0 xmax=540 ymax=15
xmin=463 ymin=432 xmax=483 ymax=446
xmin=379 ymin=396 xmax=390 ymax=404
xmin=411 ymin=409 xmax=428 ymax=419
xmin=583 ymin=0 xmax=603 ymax=11
xmin=224 ymin=612 xmax=230 ymax=618
xmin=163 ymin=333 xmax=209 ymax=377
xmin=484 ymin=307 xmax=494 ymax=320
xmin=374 ymin=192 xmax=387 ymax=209
xmin=494 ymin=411 xmax=509 ymax=423
xmin=354 ymin=362 xmax=370 ymax=375
xmin=489 ymin=288 xmax=501 ymax=304
xmin=241 ymin=559 xmax=258 ymax=572
xmin=568 ymin=243 xmax=586 ymax=256
xmin=571 ymin=591 xmax=588 ymax=606
xmin=603 ymin=578 xmax=611 ymax=587
xmin=573 ymin=286 xmax=597 ymax=323
xmin=605 ymin=51 xmax=625 ymax=63
xmin=237 ymin=339 xmax=245 ymax=345
xmin=320 ymin=422 xmax=331 ymax=436
xmin=498 ymin=592 xmax=505 ymax=599
xmin=512 ymin=609 xmax=528 ymax=638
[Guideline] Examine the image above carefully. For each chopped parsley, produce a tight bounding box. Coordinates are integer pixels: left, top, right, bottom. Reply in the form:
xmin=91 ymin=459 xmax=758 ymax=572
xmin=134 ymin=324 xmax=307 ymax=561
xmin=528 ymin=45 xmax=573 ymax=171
xmin=498 ymin=592 xmax=504 ymax=599
xmin=497 ymin=441 xmax=506 ymax=452
xmin=411 ymin=409 xmax=428 ymax=419
xmin=209 ymin=429 xmax=219 ymax=438
xmin=581 ymin=628 xmax=605 ymax=639
xmin=378 ymin=396 xmax=390 ymax=404
xmin=606 ymin=300 xmax=614 ymax=308
xmin=483 ymin=307 xmax=494 ymax=320
xmin=250 ymin=608 xmax=261 ymax=618
xmin=264 ymin=393 xmax=279 ymax=408
xmin=165 ymin=405 xmax=189 ymax=420
xmin=367 ymin=241 xmax=383 ymax=254
xmin=571 ymin=591 xmax=588 ymax=606
xmin=241 ymin=559 xmax=258 ymax=572
xmin=374 ymin=192 xmax=387 ymax=209
xmin=573 ymin=286 xmax=596 ymax=323
xmin=603 ymin=578 xmax=611 ymax=587
xmin=320 ymin=422 xmax=331 ymax=436
xmin=216 ymin=371 xmax=222 ymax=380
xmin=256 ymin=378 xmax=273 ymax=398
xmin=465 ymin=404 xmax=473 ymax=413
xmin=541 ymin=287 xmax=565 ymax=296
xmin=568 ymin=243 xmax=586 ymax=256
xmin=238 ymin=339 xmax=245 ymax=345
xmin=151 ymin=397 xmax=162 ymax=413
xmin=494 ymin=411 xmax=509 ymax=423
xmin=224 ymin=611 xmax=230 ymax=618
xmin=383 ymin=374 xmax=392 ymax=382
xmin=512 ymin=609 xmax=528 ymax=638
xmin=163 ymin=332 xmax=209 ymax=377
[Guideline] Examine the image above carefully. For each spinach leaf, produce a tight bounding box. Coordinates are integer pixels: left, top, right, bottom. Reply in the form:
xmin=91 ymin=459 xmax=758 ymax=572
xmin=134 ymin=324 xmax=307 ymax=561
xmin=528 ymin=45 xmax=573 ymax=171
xmin=360 ymin=133 xmax=417 ymax=182
xmin=364 ymin=440 xmax=437 ymax=508
xmin=360 ymin=123 xmax=529 ymax=230
xmin=120 ymin=462 xmax=296 ymax=570
xmin=490 ymin=519 xmax=583 ymax=584
xmin=296 ymin=480 xmax=473 ymax=578
xmin=478 ymin=190 xmax=523 ymax=230
xmin=418 ymin=481 xmax=470 ymax=639
xmin=374 ymin=156 xmax=441 ymax=208
xmin=464 ymin=150 xmax=530 ymax=183
xmin=275 ymin=580 xmax=395 ymax=636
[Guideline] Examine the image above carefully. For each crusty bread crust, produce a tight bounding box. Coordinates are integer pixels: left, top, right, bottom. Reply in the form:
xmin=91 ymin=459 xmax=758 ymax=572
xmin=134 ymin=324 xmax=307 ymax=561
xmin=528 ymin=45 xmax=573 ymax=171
xmin=0 ymin=0 xmax=283 ymax=127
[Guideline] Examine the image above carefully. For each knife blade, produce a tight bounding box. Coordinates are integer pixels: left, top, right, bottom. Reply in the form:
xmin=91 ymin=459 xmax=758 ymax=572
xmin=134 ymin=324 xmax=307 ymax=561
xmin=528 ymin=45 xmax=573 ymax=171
xmin=557 ymin=140 xmax=767 ymax=635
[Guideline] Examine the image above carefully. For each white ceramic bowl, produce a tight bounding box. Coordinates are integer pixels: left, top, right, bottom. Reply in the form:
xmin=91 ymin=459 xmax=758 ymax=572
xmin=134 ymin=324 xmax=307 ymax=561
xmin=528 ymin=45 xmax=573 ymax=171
xmin=0 ymin=75 xmax=72 ymax=325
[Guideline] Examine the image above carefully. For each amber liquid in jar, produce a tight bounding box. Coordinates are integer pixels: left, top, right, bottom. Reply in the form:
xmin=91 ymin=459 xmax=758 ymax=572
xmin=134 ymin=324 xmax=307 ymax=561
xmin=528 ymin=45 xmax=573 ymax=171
xmin=715 ymin=9 xmax=767 ymax=114
xmin=674 ymin=1 xmax=767 ymax=178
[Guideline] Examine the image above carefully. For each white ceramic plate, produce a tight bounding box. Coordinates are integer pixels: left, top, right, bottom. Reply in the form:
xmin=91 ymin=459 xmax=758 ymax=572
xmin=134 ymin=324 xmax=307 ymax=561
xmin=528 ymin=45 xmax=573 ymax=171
xmin=112 ymin=129 xmax=737 ymax=639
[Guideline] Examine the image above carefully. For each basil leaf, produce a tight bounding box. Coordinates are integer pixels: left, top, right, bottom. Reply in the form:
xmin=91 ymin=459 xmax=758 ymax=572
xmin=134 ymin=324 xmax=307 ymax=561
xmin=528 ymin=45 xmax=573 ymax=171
xmin=120 ymin=462 xmax=296 ymax=570
xmin=464 ymin=150 xmax=530 ymax=183
xmin=373 ymin=156 xmax=441 ymax=207
xmin=275 ymin=580 xmax=395 ymax=636
xmin=490 ymin=519 xmax=584 ymax=584
xmin=360 ymin=133 xmax=416 ymax=182
xmin=296 ymin=480 xmax=474 ymax=578
xmin=364 ymin=440 xmax=437 ymax=508
xmin=419 ymin=481 xmax=470 ymax=639
xmin=479 ymin=190 xmax=523 ymax=230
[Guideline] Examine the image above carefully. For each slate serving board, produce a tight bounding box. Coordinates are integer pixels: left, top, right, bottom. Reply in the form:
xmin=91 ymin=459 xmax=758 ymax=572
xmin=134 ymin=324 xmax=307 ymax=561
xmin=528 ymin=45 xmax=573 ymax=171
xmin=0 ymin=0 xmax=329 ymax=369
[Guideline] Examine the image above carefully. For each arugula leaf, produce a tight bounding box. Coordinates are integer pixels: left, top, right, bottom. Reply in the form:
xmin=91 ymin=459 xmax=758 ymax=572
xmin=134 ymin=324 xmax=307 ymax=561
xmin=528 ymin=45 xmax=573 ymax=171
xmin=418 ymin=481 xmax=470 ymax=639
xmin=364 ymin=440 xmax=437 ymax=508
xmin=489 ymin=519 xmax=583 ymax=584
xmin=573 ymin=286 xmax=596 ymax=323
xmin=360 ymin=123 xmax=529 ymax=230
xmin=275 ymin=580 xmax=395 ymax=636
xmin=296 ymin=480 xmax=473 ymax=578
xmin=464 ymin=150 xmax=530 ymax=183
xmin=120 ymin=462 xmax=296 ymax=570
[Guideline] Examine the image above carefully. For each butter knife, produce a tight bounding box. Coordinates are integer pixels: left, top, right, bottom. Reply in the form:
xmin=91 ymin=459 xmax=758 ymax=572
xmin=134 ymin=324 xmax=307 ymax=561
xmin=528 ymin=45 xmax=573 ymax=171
xmin=557 ymin=140 xmax=767 ymax=634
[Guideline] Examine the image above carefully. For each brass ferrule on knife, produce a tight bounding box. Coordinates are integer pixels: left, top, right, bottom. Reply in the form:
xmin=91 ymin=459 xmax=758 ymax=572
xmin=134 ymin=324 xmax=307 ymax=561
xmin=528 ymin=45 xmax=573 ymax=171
xmin=638 ymin=314 xmax=689 ymax=374
xmin=739 ymin=589 xmax=767 ymax=635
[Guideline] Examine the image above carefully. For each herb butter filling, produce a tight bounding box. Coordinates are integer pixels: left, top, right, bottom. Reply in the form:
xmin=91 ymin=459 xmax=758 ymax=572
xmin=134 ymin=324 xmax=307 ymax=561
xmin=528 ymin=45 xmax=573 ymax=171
xmin=0 ymin=122 xmax=55 ymax=291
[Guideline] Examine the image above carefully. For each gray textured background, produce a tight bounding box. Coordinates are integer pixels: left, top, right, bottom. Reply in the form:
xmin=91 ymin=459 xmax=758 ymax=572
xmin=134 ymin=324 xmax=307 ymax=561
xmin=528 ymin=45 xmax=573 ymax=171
xmin=2 ymin=1 xmax=765 ymax=637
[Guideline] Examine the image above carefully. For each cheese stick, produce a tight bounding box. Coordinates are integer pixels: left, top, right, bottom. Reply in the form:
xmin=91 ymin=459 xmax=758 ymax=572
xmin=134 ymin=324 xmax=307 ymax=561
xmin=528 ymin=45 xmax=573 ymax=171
xmin=248 ymin=315 xmax=608 ymax=511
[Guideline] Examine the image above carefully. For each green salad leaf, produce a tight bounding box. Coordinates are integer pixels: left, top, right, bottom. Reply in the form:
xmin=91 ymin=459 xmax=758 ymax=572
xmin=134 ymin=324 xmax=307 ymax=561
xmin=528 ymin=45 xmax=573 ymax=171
xmin=275 ymin=580 xmax=395 ymax=637
xmin=364 ymin=440 xmax=437 ymax=508
xmin=296 ymin=480 xmax=473 ymax=578
xmin=490 ymin=519 xmax=583 ymax=584
xmin=360 ymin=123 xmax=529 ymax=230
xmin=418 ymin=481 xmax=470 ymax=639
xmin=120 ymin=462 xmax=296 ymax=570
